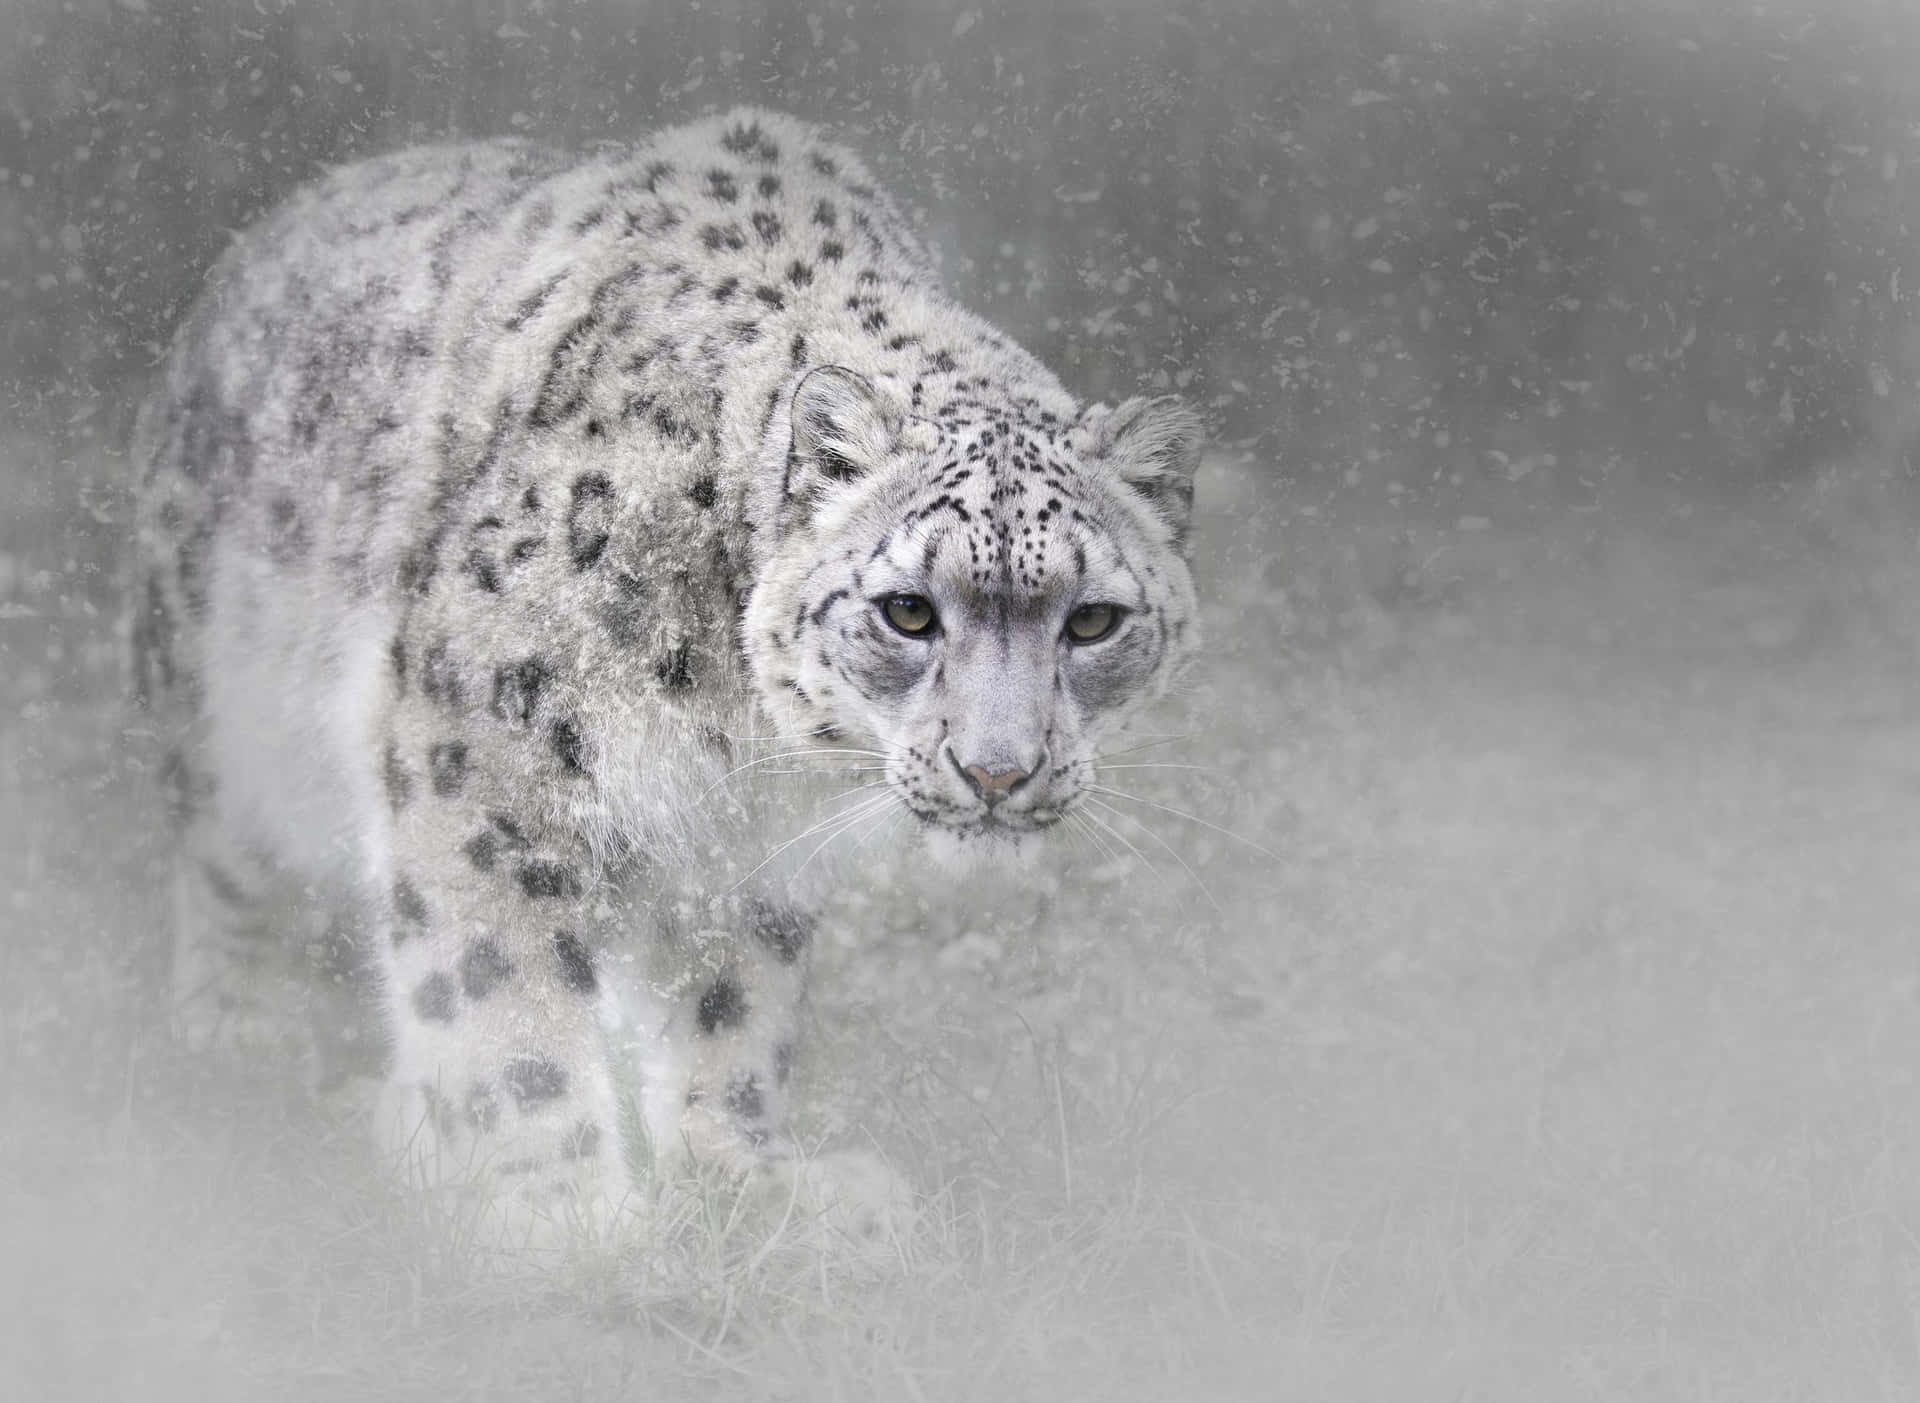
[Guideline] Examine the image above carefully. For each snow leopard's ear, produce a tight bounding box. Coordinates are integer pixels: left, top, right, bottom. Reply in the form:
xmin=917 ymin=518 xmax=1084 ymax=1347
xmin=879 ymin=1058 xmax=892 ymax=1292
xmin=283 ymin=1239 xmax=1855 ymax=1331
xmin=1088 ymin=395 xmax=1204 ymax=550
xmin=784 ymin=366 xmax=901 ymax=507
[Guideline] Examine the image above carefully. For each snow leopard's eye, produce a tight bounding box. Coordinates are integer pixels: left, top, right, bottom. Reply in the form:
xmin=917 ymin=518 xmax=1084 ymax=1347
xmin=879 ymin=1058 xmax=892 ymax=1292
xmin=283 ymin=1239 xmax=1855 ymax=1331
xmin=881 ymin=594 xmax=938 ymax=637
xmin=1064 ymin=602 xmax=1122 ymax=644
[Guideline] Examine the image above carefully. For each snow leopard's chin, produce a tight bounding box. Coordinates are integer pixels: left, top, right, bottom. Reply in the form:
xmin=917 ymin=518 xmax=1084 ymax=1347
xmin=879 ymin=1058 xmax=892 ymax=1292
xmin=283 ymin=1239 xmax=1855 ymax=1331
xmin=916 ymin=815 xmax=1051 ymax=875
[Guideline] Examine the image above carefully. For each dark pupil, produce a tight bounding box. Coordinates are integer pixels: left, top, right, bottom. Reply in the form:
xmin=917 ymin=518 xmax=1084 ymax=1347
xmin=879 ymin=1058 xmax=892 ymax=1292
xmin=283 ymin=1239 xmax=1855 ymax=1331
xmin=887 ymin=596 xmax=932 ymax=632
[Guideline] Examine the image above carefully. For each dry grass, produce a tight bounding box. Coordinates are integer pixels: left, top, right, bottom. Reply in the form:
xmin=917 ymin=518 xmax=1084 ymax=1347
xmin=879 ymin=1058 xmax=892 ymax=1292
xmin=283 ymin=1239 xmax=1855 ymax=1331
xmin=5 ymin=439 xmax=1920 ymax=1399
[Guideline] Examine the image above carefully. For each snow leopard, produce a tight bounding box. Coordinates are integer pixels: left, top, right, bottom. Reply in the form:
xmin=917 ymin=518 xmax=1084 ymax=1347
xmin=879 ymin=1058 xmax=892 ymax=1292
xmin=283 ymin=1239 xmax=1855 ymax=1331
xmin=129 ymin=107 xmax=1202 ymax=1245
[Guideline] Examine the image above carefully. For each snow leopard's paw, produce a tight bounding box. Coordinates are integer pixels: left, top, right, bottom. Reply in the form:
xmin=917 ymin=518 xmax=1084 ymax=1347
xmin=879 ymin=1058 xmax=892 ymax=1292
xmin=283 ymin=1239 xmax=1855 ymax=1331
xmin=754 ymin=1147 xmax=918 ymax=1250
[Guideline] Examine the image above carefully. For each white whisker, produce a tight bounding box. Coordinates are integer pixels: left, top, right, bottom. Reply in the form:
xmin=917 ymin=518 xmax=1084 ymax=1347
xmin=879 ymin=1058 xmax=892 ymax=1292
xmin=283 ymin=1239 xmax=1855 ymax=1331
xmin=1091 ymin=734 xmax=1191 ymax=763
xmin=1086 ymin=784 xmax=1276 ymax=859
xmin=853 ymin=808 xmax=908 ymax=856
xmin=1077 ymin=803 xmax=1162 ymax=890
xmin=752 ymin=765 xmax=892 ymax=777
xmin=795 ymin=795 xmax=900 ymax=879
xmin=728 ymin=791 xmax=895 ymax=892
xmin=787 ymin=795 xmax=897 ymax=881
xmin=815 ymin=780 xmax=891 ymax=808
xmin=1067 ymin=811 xmax=1121 ymax=866
xmin=697 ymin=747 xmax=889 ymax=800
xmin=1085 ymin=795 xmax=1221 ymax=916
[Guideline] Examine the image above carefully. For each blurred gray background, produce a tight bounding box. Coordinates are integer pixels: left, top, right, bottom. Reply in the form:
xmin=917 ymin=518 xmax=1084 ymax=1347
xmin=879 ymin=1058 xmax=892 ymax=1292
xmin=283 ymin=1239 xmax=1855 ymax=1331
xmin=8 ymin=0 xmax=1920 ymax=506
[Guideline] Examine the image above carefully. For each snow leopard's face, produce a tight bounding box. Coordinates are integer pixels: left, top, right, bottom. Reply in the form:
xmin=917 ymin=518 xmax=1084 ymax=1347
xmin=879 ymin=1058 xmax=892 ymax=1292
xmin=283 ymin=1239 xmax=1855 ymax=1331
xmin=745 ymin=367 xmax=1202 ymax=863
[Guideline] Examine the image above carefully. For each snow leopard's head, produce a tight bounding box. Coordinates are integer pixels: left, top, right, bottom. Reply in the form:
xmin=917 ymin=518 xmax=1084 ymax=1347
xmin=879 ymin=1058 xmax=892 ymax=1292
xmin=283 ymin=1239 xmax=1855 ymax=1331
xmin=744 ymin=365 xmax=1202 ymax=865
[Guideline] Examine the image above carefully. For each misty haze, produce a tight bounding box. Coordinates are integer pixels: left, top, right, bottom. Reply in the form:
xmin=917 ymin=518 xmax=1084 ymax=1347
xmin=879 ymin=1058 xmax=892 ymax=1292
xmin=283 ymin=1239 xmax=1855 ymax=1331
xmin=5 ymin=2 xmax=1920 ymax=1399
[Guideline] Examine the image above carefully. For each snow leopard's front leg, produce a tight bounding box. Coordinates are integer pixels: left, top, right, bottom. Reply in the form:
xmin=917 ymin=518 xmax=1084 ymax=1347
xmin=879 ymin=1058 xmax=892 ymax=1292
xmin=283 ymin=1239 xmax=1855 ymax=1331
xmin=618 ymin=892 xmax=809 ymax=1170
xmin=610 ymin=886 xmax=910 ymax=1239
xmin=372 ymin=702 xmax=629 ymax=1248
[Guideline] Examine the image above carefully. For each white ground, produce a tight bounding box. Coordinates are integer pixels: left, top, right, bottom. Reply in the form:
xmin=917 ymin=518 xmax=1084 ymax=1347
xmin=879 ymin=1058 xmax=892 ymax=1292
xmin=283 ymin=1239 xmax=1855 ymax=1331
xmin=3 ymin=438 xmax=1920 ymax=1400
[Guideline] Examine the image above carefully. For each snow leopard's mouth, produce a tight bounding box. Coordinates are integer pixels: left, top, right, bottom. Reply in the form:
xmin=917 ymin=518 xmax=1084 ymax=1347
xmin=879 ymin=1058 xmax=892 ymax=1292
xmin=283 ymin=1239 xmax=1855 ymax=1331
xmin=904 ymin=802 xmax=1068 ymax=839
xmin=907 ymin=806 xmax=1067 ymax=872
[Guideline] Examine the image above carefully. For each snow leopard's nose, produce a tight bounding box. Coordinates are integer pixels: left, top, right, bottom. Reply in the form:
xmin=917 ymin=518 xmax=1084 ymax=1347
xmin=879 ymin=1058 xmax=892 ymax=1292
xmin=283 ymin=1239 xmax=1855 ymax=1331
xmin=953 ymin=753 xmax=1040 ymax=805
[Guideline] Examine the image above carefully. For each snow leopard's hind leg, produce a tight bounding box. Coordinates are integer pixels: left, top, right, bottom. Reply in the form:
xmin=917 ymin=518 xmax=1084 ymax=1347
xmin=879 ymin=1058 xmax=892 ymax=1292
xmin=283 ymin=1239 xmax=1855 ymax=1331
xmin=160 ymin=762 xmax=370 ymax=1083
xmin=132 ymin=562 xmax=366 ymax=1082
xmin=130 ymin=544 xmax=264 ymax=1053
xmin=165 ymin=807 xmax=285 ymax=1047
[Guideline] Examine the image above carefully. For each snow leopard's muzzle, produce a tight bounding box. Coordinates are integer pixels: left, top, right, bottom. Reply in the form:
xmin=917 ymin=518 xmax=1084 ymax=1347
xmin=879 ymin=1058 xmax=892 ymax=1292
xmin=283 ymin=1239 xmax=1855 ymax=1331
xmin=874 ymin=614 xmax=1091 ymax=847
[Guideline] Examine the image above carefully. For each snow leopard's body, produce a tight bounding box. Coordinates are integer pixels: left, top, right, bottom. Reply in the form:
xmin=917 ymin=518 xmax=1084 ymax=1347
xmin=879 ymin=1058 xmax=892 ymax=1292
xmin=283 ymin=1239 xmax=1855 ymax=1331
xmin=131 ymin=109 xmax=1202 ymax=1240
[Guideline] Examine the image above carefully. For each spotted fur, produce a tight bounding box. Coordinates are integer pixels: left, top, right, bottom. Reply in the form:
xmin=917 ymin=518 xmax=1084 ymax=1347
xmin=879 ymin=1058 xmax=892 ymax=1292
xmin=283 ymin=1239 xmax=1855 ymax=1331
xmin=129 ymin=109 xmax=1202 ymax=1243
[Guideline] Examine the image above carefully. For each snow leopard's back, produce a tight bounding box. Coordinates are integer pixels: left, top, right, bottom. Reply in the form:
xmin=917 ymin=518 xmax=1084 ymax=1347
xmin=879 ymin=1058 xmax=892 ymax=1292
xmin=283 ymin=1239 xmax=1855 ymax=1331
xmin=131 ymin=137 xmax=573 ymax=872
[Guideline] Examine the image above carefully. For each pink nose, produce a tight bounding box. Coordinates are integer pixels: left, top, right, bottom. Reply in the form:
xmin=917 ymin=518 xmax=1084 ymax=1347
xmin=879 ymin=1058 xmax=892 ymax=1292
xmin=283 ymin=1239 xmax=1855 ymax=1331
xmin=964 ymin=764 xmax=1030 ymax=800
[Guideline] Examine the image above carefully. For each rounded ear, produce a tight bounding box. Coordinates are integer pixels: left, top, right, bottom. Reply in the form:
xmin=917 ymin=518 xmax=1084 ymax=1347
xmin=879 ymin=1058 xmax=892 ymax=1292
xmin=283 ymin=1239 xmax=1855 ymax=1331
xmin=1090 ymin=395 xmax=1204 ymax=548
xmin=785 ymin=365 xmax=902 ymax=496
